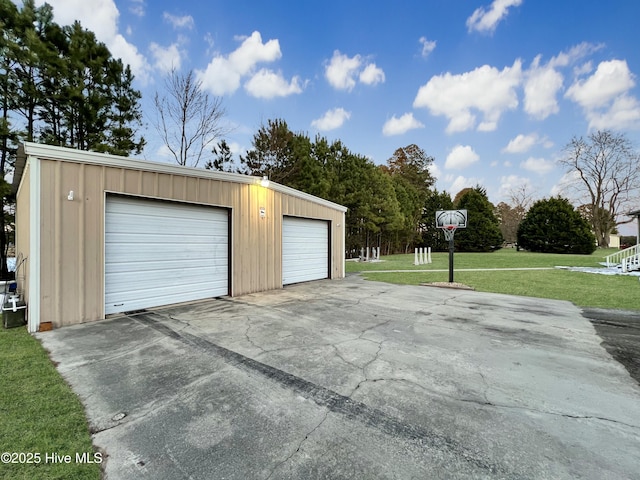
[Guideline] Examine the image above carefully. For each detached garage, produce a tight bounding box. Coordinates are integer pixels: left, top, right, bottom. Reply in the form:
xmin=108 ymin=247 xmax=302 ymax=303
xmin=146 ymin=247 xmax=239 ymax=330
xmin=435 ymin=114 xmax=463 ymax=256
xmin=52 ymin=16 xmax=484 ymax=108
xmin=13 ymin=142 xmax=347 ymax=332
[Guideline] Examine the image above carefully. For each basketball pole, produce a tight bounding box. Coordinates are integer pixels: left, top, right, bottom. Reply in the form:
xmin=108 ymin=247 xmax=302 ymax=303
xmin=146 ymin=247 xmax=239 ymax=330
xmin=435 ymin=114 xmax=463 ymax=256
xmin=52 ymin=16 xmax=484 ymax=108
xmin=448 ymin=233 xmax=454 ymax=283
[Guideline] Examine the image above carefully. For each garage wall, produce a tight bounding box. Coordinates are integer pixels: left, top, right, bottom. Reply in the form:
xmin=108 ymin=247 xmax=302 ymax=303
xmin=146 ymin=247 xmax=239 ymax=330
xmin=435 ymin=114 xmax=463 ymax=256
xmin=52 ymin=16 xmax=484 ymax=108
xmin=15 ymin=163 xmax=30 ymax=304
xmin=36 ymin=159 xmax=344 ymax=327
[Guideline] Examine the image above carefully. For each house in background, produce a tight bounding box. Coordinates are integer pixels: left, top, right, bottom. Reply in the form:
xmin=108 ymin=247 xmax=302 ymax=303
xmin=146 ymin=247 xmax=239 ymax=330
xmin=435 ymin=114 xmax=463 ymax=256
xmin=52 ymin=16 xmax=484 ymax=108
xmin=609 ymin=234 xmax=620 ymax=249
xmin=13 ymin=142 xmax=347 ymax=332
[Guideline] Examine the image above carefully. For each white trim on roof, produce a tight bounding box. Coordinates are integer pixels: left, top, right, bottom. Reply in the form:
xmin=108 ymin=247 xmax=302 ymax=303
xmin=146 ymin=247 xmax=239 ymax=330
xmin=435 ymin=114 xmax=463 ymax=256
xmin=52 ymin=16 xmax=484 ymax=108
xmin=16 ymin=142 xmax=347 ymax=213
xmin=28 ymin=157 xmax=41 ymax=333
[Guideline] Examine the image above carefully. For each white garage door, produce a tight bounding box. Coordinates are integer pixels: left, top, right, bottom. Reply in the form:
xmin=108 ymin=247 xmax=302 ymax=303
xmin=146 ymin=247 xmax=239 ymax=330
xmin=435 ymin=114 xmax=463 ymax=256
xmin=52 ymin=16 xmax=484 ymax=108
xmin=105 ymin=196 xmax=228 ymax=314
xmin=282 ymin=216 xmax=329 ymax=285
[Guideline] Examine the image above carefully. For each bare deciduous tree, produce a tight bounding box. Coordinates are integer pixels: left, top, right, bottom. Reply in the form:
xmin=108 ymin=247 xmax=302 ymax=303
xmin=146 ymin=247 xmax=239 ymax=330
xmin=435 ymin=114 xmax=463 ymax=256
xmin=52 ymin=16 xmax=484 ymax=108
xmin=507 ymin=183 xmax=536 ymax=212
xmin=559 ymin=130 xmax=639 ymax=247
xmin=153 ymin=69 xmax=226 ymax=167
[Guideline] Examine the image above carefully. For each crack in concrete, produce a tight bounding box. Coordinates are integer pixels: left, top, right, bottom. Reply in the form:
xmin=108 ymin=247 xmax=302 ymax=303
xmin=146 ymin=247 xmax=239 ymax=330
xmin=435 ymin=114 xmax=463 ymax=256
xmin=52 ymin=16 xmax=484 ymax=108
xmin=244 ymin=316 xmax=266 ymax=353
xmin=486 ymin=402 xmax=640 ymax=430
xmin=330 ymin=344 xmax=361 ymax=371
xmin=132 ymin=313 xmax=510 ymax=476
xmin=476 ymin=368 xmax=492 ymax=405
xmin=442 ymin=293 xmax=468 ymax=306
xmin=367 ymin=377 xmax=640 ymax=430
xmin=349 ymin=340 xmax=385 ymax=397
xmin=264 ymin=410 xmax=330 ymax=480
xmin=90 ymin=422 xmax=123 ymax=435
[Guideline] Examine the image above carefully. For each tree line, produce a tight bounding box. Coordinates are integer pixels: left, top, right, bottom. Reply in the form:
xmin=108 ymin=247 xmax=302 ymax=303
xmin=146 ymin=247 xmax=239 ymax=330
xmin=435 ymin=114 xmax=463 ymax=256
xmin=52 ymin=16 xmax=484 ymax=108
xmin=210 ymin=119 xmax=507 ymax=256
xmin=0 ymin=0 xmax=145 ymax=277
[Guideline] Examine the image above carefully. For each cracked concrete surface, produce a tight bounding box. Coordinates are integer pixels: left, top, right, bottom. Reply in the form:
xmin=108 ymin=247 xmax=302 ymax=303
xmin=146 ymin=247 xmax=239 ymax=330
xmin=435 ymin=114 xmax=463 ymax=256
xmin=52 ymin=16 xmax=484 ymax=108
xmin=37 ymin=275 xmax=640 ymax=479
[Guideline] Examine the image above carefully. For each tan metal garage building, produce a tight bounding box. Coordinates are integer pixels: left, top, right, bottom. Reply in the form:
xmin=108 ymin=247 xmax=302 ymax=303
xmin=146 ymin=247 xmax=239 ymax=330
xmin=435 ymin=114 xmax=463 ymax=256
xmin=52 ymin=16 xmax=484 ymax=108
xmin=13 ymin=142 xmax=347 ymax=332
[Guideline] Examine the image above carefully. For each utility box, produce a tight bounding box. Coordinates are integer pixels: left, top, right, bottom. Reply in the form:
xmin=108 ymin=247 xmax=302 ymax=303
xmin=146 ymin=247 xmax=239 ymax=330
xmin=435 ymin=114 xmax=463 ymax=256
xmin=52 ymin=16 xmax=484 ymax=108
xmin=2 ymin=298 xmax=27 ymax=329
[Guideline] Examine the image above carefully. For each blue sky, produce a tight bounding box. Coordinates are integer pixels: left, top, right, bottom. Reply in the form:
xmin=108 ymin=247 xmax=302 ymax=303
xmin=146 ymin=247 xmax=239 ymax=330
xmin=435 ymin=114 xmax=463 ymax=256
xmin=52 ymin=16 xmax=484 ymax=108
xmin=30 ymin=0 xmax=640 ymax=227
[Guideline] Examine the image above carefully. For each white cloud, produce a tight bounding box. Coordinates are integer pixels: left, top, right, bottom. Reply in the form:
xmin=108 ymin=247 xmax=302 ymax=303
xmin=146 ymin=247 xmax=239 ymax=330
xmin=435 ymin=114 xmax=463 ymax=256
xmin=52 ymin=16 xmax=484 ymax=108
xmin=197 ymin=31 xmax=285 ymax=96
xmin=163 ymin=12 xmax=194 ymax=30
xmin=149 ymin=43 xmax=182 ymax=73
xmin=204 ymin=33 xmax=215 ymax=50
xmin=198 ymin=58 xmax=241 ymax=95
xmin=574 ymin=62 xmax=593 ymax=77
xmin=228 ymin=141 xmax=246 ymax=157
xmin=445 ymin=145 xmax=480 ymax=170
xmin=520 ymin=43 xmax=604 ymax=121
xmin=550 ymin=170 xmax=581 ymax=197
xmin=129 ymin=0 xmax=145 ymax=17
xmin=155 ymin=144 xmax=173 ymax=159
xmin=382 ymin=113 xmax=424 ymax=136
xmin=229 ymin=32 xmax=281 ymax=75
xmin=325 ymin=50 xmax=385 ymax=91
xmin=498 ymin=175 xmax=533 ymax=199
xmin=449 ymin=175 xmax=482 ymax=196
xmin=524 ymin=55 xmax=563 ymax=119
xmin=586 ymin=95 xmax=640 ymax=131
xmin=520 ymin=157 xmax=555 ymax=174
xmin=359 ymin=63 xmax=385 ymax=86
xmin=428 ymin=162 xmax=441 ymax=181
xmin=34 ymin=0 xmax=151 ymax=83
xmin=503 ymin=133 xmax=540 ymax=153
xmin=566 ymin=59 xmax=635 ymax=109
xmin=325 ymin=51 xmax=362 ymax=91
xmin=466 ymin=0 xmax=523 ymax=34
xmin=244 ymin=69 xmax=303 ymax=99
xmin=311 ymin=108 xmax=351 ymax=131
xmin=549 ymin=42 xmax=604 ymax=69
xmin=414 ymin=61 xmax=521 ymax=133
xmin=565 ymin=59 xmax=640 ymax=130
xmin=419 ymin=37 xmax=436 ymax=58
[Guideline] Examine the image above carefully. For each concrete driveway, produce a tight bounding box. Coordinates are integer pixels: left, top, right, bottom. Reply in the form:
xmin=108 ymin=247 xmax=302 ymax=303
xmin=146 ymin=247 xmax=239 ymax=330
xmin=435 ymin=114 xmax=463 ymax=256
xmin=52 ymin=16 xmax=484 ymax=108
xmin=38 ymin=275 xmax=640 ymax=479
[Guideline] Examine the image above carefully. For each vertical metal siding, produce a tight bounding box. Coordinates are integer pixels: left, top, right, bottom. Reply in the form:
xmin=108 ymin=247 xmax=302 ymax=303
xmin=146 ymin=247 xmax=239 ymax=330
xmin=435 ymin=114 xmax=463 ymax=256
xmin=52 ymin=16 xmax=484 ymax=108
xmin=15 ymin=165 xmax=31 ymax=305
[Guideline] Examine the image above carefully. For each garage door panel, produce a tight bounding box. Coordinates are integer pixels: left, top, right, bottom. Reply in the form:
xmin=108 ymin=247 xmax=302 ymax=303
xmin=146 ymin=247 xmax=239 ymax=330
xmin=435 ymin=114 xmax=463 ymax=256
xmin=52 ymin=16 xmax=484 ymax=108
xmin=105 ymin=240 xmax=228 ymax=257
xmin=106 ymin=258 xmax=228 ymax=274
xmin=105 ymin=284 xmax=226 ymax=313
xmin=105 ymin=196 xmax=229 ymax=314
xmin=107 ymin=216 xmax=228 ymax=232
xmin=282 ymin=217 xmax=329 ymax=285
xmin=107 ymin=233 xmax=227 ymax=244
xmin=108 ymin=217 xmax=228 ymax=235
xmin=105 ymin=278 xmax=229 ymax=302
xmin=105 ymin=266 xmax=228 ymax=291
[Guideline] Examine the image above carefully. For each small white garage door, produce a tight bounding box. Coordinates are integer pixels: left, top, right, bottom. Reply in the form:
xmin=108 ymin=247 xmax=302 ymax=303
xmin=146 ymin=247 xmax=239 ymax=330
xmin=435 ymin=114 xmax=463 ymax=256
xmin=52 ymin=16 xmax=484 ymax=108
xmin=282 ymin=216 xmax=329 ymax=285
xmin=105 ymin=196 xmax=229 ymax=314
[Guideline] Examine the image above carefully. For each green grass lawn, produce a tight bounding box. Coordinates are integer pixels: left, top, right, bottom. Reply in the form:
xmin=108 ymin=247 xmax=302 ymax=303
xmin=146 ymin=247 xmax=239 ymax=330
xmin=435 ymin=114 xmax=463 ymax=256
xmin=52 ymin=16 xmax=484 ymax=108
xmin=346 ymin=247 xmax=618 ymax=271
xmin=349 ymin=248 xmax=640 ymax=311
xmin=0 ymin=326 xmax=102 ymax=480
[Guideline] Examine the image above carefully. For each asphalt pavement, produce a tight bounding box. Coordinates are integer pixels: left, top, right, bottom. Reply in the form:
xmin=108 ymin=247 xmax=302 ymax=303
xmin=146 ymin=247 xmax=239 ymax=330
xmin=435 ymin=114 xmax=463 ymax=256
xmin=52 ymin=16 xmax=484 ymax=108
xmin=37 ymin=276 xmax=640 ymax=479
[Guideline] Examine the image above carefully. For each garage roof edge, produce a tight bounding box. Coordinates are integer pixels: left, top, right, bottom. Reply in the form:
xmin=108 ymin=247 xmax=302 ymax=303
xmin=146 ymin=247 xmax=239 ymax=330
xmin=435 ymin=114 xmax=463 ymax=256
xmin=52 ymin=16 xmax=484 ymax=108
xmin=14 ymin=142 xmax=347 ymax=212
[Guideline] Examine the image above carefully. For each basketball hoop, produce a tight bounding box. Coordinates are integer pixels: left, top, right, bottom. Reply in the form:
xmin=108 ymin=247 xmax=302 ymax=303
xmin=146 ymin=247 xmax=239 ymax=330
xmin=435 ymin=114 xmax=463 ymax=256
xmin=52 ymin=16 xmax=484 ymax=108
xmin=442 ymin=224 xmax=457 ymax=242
xmin=435 ymin=209 xmax=468 ymax=283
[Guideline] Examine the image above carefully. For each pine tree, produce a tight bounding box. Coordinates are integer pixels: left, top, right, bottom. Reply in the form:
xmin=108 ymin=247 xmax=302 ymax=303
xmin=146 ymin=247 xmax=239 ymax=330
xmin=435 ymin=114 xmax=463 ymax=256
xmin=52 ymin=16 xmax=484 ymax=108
xmin=453 ymin=186 xmax=503 ymax=252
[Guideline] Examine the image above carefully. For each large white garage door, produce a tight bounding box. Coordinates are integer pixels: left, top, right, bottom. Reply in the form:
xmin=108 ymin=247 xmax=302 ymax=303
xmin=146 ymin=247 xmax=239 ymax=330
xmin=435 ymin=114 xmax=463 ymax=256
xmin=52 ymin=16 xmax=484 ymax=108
xmin=105 ymin=196 xmax=229 ymax=314
xmin=282 ymin=216 xmax=329 ymax=285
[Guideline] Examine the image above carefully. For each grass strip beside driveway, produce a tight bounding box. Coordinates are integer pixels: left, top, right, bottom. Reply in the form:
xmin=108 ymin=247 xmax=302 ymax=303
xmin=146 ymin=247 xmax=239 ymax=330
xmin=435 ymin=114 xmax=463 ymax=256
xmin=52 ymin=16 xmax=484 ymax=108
xmin=349 ymin=249 xmax=639 ymax=310
xmin=346 ymin=248 xmax=618 ymax=271
xmin=360 ymin=269 xmax=639 ymax=311
xmin=0 ymin=326 xmax=102 ymax=480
